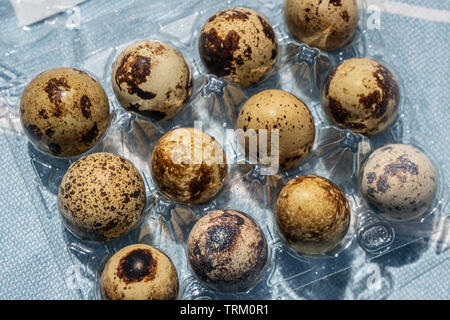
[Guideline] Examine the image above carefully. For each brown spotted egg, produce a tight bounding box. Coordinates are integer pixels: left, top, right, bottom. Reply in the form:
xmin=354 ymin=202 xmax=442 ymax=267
xmin=187 ymin=209 xmax=268 ymax=292
xmin=112 ymin=40 xmax=193 ymax=121
xmin=58 ymin=152 xmax=146 ymax=241
xmin=236 ymin=89 xmax=315 ymax=170
xmin=20 ymin=68 xmax=110 ymax=157
xmin=100 ymin=244 xmax=179 ymax=300
xmin=284 ymin=0 xmax=359 ymax=51
xmin=199 ymin=7 xmax=278 ymax=87
xmin=322 ymin=57 xmax=400 ymax=136
xmin=275 ymin=175 xmax=350 ymax=255
xmin=151 ymin=128 xmax=227 ymax=205
xmin=361 ymin=144 xmax=438 ymax=222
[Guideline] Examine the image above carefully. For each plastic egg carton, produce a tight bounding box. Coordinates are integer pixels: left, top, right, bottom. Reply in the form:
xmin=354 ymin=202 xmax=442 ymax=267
xmin=1 ymin=0 xmax=448 ymax=300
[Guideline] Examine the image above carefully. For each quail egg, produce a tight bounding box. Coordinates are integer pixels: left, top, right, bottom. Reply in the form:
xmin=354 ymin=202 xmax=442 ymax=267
xmin=199 ymin=7 xmax=278 ymax=87
xmin=361 ymin=144 xmax=438 ymax=222
xmin=322 ymin=57 xmax=400 ymax=135
xmin=187 ymin=209 xmax=268 ymax=292
xmin=20 ymin=68 xmax=110 ymax=157
xmin=100 ymin=244 xmax=179 ymax=300
xmin=236 ymin=89 xmax=315 ymax=170
xmin=151 ymin=127 xmax=227 ymax=204
xmin=275 ymin=175 xmax=350 ymax=255
xmin=284 ymin=0 xmax=359 ymax=51
xmin=58 ymin=152 xmax=146 ymax=241
xmin=112 ymin=40 xmax=193 ymax=121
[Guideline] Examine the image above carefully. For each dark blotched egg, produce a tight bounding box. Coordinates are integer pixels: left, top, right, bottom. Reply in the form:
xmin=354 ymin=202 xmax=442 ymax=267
xmin=321 ymin=57 xmax=400 ymax=136
xmin=100 ymin=244 xmax=179 ymax=300
xmin=151 ymin=128 xmax=227 ymax=205
xmin=112 ymin=40 xmax=192 ymax=121
xmin=199 ymin=7 xmax=278 ymax=87
xmin=361 ymin=144 xmax=438 ymax=221
xmin=20 ymin=68 xmax=110 ymax=157
xmin=187 ymin=209 xmax=268 ymax=292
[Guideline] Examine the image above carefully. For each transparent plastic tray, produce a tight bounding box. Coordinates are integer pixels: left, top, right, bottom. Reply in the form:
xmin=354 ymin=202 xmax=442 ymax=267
xmin=0 ymin=0 xmax=448 ymax=300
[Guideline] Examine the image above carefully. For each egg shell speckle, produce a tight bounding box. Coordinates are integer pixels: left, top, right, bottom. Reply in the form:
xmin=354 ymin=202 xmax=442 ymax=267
xmin=322 ymin=57 xmax=400 ymax=136
xmin=187 ymin=209 xmax=268 ymax=292
xmin=20 ymin=68 xmax=110 ymax=157
xmin=199 ymin=7 xmax=278 ymax=87
xmin=275 ymin=175 xmax=350 ymax=255
xmin=284 ymin=0 xmax=359 ymax=51
xmin=236 ymin=89 xmax=315 ymax=170
xmin=100 ymin=244 xmax=179 ymax=300
xmin=112 ymin=40 xmax=193 ymax=121
xmin=58 ymin=152 xmax=146 ymax=241
xmin=361 ymin=144 xmax=438 ymax=222
xmin=151 ymin=128 xmax=228 ymax=205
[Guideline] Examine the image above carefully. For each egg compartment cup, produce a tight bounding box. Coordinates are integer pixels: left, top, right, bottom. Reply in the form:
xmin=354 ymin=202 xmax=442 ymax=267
xmin=4 ymin=0 xmax=447 ymax=300
xmin=353 ymin=104 xmax=448 ymax=254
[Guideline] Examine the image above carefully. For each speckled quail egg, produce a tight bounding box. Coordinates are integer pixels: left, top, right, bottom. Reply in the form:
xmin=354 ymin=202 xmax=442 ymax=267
xmin=361 ymin=144 xmax=438 ymax=222
xmin=187 ymin=209 xmax=268 ymax=292
xmin=284 ymin=0 xmax=359 ymax=51
xmin=100 ymin=244 xmax=179 ymax=300
xmin=58 ymin=152 xmax=146 ymax=241
xmin=322 ymin=57 xmax=400 ymax=136
xmin=20 ymin=68 xmax=110 ymax=157
xmin=236 ymin=89 xmax=315 ymax=170
xmin=275 ymin=175 xmax=350 ymax=255
xmin=151 ymin=127 xmax=227 ymax=205
xmin=112 ymin=40 xmax=193 ymax=121
xmin=199 ymin=7 xmax=278 ymax=87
